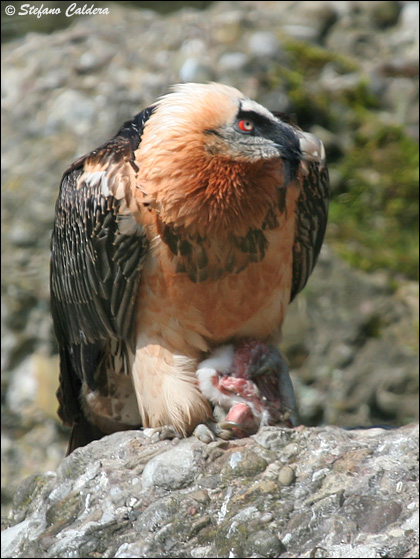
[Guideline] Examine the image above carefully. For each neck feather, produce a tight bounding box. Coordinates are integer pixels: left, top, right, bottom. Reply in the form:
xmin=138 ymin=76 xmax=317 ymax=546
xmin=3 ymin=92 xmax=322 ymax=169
xmin=137 ymin=150 xmax=283 ymax=237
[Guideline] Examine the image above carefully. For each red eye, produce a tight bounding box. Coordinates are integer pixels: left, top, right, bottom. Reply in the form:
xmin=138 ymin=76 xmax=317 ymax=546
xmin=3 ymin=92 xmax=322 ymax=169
xmin=237 ymin=119 xmax=255 ymax=132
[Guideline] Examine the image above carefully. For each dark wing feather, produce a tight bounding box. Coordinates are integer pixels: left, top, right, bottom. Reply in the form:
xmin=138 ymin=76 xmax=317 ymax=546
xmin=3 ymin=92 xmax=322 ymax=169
xmin=290 ymin=161 xmax=329 ymax=301
xmin=51 ymin=108 xmax=153 ymax=429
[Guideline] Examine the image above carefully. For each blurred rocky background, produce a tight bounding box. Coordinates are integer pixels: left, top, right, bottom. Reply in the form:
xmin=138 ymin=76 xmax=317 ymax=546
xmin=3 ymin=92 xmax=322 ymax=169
xmin=1 ymin=0 xmax=418 ymax=522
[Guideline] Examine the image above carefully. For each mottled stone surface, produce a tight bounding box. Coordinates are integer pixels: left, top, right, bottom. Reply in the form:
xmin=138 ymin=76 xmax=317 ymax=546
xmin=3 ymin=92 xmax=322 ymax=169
xmin=1 ymin=424 xmax=418 ymax=558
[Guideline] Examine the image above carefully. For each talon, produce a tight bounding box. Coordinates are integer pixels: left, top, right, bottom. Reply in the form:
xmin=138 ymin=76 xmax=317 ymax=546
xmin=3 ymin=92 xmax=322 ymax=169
xmin=143 ymin=425 xmax=181 ymax=442
xmin=281 ymin=407 xmax=300 ymax=428
xmin=216 ymin=428 xmax=237 ymax=440
xmin=216 ymin=420 xmax=242 ymax=431
xmin=214 ymin=419 xmax=245 ymax=440
xmin=193 ymin=417 xmax=249 ymax=442
xmin=193 ymin=423 xmax=217 ymax=444
xmin=193 ymin=420 xmax=238 ymax=442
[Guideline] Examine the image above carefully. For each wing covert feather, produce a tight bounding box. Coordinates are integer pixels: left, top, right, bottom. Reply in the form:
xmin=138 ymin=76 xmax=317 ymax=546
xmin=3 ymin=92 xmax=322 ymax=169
xmin=290 ymin=161 xmax=329 ymax=301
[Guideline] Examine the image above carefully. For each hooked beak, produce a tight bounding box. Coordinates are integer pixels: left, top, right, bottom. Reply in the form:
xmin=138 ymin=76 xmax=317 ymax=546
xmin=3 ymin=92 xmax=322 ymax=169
xmin=269 ymin=121 xmax=326 ymax=185
xmin=297 ymin=131 xmax=326 ymax=174
xmin=269 ymin=121 xmax=301 ymax=186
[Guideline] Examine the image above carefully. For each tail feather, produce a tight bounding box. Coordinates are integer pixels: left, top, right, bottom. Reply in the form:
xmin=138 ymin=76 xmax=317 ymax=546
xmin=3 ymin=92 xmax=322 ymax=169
xmin=66 ymin=415 xmax=108 ymax=455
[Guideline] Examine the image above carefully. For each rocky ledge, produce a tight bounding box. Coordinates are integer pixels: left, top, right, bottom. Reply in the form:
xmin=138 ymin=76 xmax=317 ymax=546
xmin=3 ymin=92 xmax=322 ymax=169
xmin=2 ymin=423 xmax=418 ymax=558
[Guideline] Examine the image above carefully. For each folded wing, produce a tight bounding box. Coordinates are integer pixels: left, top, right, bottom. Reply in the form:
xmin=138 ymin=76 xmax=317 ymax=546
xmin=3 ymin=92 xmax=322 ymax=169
xmin=50 ymin=108 xmax=153 ymax=443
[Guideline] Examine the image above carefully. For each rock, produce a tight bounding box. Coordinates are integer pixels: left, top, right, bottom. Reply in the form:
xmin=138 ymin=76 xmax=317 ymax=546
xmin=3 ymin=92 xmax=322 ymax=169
xmin=278 ymin=465 xmax=296 ymax=486
xmin=282 ymin=247 xmax=419 ymax=428
xmin=6 ymin=353 xmax=60 ymax=418
xmin=178 ymin=58 xmax=214 ymax=82
xmin=383 ymin=77 xmax=419 ymax=124
xmin=369 ymin=1 xmax=401 ymax=29
xmin=247 ymin=530 xmax=286 ymax=557
xmin=218 ymin=51 xmax=249 ymax=72
xmin=45 ymin=90 xmax=97 ymax=135
xmin=399 ymin=1 xmax=420 ymax=38
xmin=141 ymin=440 xmax=203 ymax=490
xmin=248 ymin=31 xmax=280 ymax=58
xmin=1 ymin=424 xmax=418 ymax=558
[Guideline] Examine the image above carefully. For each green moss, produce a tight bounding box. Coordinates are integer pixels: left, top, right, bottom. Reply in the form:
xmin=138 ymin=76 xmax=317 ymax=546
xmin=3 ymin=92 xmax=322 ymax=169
xmin=282 ymin=36 xmax=358 ymax=76
xmin=268 ymin=37 xmax=419 ymax=279
xmin=270 ymin=39 xmax=378 ymax=129
xmin=220 ymin=450 xmax=268 ymax=482
xmin=269 ymin=65 xmax=331 ymax=128
xmin=328 ymin=123 xmax=419 ymax=278
xmin=340 ymin=78 xmax=380 ymax=111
